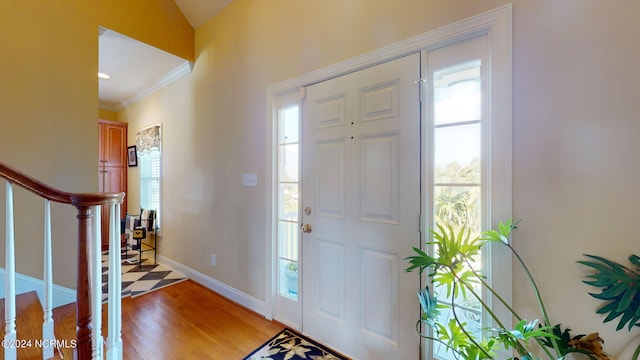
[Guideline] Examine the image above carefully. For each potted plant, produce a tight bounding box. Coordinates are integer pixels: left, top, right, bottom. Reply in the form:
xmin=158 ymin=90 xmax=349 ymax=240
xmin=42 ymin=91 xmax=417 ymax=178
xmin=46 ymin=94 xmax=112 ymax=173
xmin=284 ymin=261 xmax=298 ymax=296
xmin=405 ymin=219 xmax=609 ymax=359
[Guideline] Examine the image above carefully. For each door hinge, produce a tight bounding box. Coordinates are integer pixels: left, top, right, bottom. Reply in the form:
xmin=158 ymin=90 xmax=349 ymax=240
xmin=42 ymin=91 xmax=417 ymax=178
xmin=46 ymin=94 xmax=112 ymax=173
xmin=415 ymin=78 xmax=426 ymax=103
xmin=299 ymin=86 xmax=307 ymax=100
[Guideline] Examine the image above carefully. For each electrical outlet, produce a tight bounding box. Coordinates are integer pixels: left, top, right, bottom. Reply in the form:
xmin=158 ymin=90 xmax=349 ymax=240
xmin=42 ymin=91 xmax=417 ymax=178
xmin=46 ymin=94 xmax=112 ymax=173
xmin=211 ymin=254 xmax=216 ymax=267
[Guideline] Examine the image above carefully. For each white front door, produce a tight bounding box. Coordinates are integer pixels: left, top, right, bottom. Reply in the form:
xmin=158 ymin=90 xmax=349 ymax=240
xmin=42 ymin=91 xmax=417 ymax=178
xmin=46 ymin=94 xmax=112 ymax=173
xmin=301 ymin=53 xmax=421 ymax=359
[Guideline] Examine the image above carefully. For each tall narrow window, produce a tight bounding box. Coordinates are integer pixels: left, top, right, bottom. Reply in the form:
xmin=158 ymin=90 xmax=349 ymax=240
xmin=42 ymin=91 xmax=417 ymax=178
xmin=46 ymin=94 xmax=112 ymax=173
xmin=140 ymin=149 xmax=161 ymax=210
xmin=425 ymin=30 xmax=513 ymax=360
xmin=272 ymin=90 xmax=302 ymax=328
xmin=136 ymin=125 xmax=161 ymax=226
xmin=277 ymin=106 xmax=299 ymax=300
xmin=432 ymin=60 xmax=483 ymax=359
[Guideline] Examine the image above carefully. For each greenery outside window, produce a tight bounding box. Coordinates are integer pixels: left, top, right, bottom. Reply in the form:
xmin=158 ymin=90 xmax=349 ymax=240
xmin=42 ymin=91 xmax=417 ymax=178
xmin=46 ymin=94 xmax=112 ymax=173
xmin=424 ymin=28 xmax=513 ymax=358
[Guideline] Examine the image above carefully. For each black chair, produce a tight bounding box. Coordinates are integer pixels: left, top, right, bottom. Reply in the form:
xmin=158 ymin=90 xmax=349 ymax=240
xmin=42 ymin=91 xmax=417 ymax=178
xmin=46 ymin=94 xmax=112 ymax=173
xmin=131 ymin=209 xmax=158 ymax=265
xmin=120 ymin=218 xmax=129 ymax=258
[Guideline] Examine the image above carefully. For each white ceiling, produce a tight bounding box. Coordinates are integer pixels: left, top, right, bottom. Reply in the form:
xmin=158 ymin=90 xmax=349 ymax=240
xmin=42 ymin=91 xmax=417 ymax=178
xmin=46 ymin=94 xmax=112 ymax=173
xmin=174 ymin=0 xmax=234 ymax=29
xmin=98 ymin=0 xmax=231 ymax=111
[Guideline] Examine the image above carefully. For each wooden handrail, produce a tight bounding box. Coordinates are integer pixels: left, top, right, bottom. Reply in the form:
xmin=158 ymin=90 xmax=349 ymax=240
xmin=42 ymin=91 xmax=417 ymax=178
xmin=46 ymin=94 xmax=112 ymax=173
xmin=0 ymin=162 xmax=123 ymax=206
xmin=0 ymin=161 xmax=125 ymax=359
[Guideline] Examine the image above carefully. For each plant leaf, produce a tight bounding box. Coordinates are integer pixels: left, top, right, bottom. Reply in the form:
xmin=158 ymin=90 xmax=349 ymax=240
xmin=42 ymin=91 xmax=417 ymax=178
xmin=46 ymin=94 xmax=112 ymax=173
xmin=579 ymin=254 xmax=640 ymax=331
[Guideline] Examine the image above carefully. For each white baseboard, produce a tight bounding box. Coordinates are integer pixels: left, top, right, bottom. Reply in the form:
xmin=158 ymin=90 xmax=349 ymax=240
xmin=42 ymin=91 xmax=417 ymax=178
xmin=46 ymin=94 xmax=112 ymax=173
xmin=0 ymin=269 xmax=76 ymax=308
xmin=158 ymin=254 xmax=267 ymax=317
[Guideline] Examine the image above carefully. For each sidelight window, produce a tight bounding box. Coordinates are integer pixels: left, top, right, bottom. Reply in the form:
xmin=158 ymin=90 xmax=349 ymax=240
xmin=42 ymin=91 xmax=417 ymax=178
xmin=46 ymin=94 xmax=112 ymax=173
xmin=277 ymin=105 xmax=300 ymax=300
xmin=425 ymin=27 xmax=511 ymax=359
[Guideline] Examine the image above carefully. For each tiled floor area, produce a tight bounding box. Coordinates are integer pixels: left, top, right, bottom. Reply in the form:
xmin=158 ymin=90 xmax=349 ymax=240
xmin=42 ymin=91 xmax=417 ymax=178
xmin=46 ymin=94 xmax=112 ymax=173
xmin=101 ymin=251 xmax=187 ymax=301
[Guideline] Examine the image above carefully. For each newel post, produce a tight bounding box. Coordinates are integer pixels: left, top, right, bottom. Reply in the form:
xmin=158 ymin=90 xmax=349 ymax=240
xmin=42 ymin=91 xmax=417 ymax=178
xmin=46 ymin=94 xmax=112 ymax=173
xmin=75 ymin=205 xmax=94 ymax=359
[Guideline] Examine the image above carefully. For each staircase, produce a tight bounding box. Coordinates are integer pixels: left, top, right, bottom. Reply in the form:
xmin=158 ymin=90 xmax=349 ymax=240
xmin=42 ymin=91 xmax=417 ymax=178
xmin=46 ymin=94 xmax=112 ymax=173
xmin=0 ymin=162 xmax=125 ymax=360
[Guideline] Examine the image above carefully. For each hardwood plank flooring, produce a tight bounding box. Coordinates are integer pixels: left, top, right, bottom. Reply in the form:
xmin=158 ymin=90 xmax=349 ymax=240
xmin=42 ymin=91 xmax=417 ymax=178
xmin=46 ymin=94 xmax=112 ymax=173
xmin=54 ymin=280 xmax=285 ymax=359
xmin=117 ymin=280 xmax=285 ymax=359
xmin=0 ymin=291 xmax=48 ymax=359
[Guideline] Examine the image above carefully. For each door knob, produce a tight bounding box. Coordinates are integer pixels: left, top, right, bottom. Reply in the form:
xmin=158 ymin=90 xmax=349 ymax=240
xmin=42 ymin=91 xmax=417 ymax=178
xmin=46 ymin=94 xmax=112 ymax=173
xmin=301 ymin=224 xmax=312 ymax=233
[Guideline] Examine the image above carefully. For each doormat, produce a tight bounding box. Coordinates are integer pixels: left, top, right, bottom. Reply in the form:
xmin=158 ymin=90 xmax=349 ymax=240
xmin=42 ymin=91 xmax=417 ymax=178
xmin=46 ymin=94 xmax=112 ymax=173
xmin=243 ymin=328 xmax=350 ymax=360
xmin=101 ymin=251 xmax=188 ymax=301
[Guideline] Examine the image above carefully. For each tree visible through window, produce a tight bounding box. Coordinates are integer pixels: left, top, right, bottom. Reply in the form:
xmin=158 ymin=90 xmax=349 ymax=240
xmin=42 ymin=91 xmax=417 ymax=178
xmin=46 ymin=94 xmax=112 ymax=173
xmin=431 ymin=61 xmax=483 ymax=359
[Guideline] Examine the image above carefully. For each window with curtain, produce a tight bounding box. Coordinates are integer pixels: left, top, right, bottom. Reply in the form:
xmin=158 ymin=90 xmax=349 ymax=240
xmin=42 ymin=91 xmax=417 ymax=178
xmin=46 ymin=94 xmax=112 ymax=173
xmin=136 ymin=125 xmax=161 ymax=227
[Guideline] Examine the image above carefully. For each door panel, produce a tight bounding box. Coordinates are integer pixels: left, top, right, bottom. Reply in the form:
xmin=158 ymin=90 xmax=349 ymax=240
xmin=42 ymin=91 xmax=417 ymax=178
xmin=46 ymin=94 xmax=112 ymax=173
xmin=360 ymin=248 xmax=398 ymax=341
xmin=98 ymin=120 xmax=128 ymax=249
xmin=359 ymin=132 xmax=400 ymax=224
xmin=315 ymin=140 xmax=346 ymax=217
xmin=315 ymin=239 xmax=345 ymax=319
xmin=101 ymin=166 xmax=127 ymax=249
xmin=103 ymin=124 xmax=127 ymax=167
xmin=302 ymin=53 xmax=421 ymax=359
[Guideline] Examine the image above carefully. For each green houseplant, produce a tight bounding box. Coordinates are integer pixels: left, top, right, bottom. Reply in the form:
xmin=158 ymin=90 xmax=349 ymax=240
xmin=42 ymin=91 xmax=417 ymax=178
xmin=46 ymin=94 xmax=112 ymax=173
xmin=405 ymin=219 xmax=609 ymax=360
xmin=284 ymin=262 xmax=298 ymax=296
xmin=579 ymin=254 xmax=640 ymax=360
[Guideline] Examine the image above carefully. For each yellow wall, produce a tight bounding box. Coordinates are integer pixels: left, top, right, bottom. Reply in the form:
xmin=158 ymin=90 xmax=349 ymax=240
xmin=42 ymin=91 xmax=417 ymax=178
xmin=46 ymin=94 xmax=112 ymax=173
xmin=99 ymin=0 xmax=194 ymax=62
xmin=5 ymin=0 xmax=640 ymax=354
xmin=99 ymin=109 xmax=120 ymax=122
xmin=0 ymin=0 xmax=192 ymax=289
xmin=123 ymin=0 xmax=640 ymax=353
xmin=0 ymin=0 xmax=98 ymax=289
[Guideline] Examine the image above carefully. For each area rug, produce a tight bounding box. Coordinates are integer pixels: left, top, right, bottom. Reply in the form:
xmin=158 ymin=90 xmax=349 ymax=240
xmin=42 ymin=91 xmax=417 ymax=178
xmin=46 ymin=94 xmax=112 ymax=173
xmin=101 ymin=251 xmax=188 ymax=301
xmin=244 ymin=328 xmax=350 ymax=360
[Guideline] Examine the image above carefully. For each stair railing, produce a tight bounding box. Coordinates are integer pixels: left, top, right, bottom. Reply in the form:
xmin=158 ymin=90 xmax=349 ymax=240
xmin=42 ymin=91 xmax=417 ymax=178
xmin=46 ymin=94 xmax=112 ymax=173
xmin=0 ymin=162 xmax=125 ymax=360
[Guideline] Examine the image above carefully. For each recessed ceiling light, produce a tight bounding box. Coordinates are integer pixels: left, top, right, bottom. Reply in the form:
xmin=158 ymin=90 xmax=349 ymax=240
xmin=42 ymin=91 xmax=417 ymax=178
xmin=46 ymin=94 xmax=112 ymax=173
xmin=98 ymin=72 xmax=111 ymax=79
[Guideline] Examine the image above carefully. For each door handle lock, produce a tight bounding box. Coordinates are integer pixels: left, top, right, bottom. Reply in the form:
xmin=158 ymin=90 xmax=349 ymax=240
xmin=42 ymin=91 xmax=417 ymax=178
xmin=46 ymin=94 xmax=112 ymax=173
xmin=301 ymin=224 xmax=312 ymax=233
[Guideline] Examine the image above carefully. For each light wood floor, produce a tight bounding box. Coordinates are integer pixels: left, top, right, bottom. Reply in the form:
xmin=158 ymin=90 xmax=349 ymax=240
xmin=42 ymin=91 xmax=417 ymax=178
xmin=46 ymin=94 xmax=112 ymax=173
xmin=119 ymin=280 xmax=285 ymax=359
xmin=52 ymin=280 xmax=285 ymax=359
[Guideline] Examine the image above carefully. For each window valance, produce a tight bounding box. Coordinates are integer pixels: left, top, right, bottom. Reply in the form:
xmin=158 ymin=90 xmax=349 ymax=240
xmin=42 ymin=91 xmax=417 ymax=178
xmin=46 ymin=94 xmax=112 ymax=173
xmin=136 ymin=125 xmax=161 ymax=154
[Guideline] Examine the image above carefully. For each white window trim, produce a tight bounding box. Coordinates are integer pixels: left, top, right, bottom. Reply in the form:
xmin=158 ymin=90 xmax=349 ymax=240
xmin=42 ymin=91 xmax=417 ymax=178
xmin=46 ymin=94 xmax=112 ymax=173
xmin=271 ymin=90 xmax=303 ymax=328
xmin=264 ymin=7 xmax=512 ymax=353
xmin=137 ymin=123 xmax=163 ymax=235
xmin=424 ymin=29 xmax=511 ymax=359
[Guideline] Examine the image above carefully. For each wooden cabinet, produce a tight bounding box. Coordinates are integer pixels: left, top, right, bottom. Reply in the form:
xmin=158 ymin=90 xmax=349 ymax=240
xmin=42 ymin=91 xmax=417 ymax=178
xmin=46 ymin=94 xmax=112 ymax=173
xmin=99 ymin=120 xmax=128 ymax=249
xmin=99 ymin=121 xmax=127 ymax=167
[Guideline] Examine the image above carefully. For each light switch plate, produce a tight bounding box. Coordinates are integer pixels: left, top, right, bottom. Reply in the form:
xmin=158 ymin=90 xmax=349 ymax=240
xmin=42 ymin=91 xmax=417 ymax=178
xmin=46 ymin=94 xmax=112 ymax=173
xmin=242 ymin=173 xmax=257 ymax=187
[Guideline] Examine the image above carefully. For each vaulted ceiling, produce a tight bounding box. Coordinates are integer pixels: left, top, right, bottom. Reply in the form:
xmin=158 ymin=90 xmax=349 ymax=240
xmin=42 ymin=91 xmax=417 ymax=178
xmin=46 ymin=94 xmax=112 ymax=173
xmin=98 ymin=0 xmax=233 ymax=111
xmin=174 ymin=0 xmax=234 ymax=29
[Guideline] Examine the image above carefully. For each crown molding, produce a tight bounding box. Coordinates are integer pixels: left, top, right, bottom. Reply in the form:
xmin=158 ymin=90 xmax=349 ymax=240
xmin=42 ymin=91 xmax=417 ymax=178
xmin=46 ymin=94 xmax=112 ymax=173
xmin=99 ymin=61 xmax=193 ymax=112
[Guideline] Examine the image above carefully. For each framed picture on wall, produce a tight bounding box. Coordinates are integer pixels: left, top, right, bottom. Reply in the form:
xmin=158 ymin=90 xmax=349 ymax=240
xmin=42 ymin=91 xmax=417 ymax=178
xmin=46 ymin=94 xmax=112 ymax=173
xmin=127 ymin=145 xmax=138 ymax=167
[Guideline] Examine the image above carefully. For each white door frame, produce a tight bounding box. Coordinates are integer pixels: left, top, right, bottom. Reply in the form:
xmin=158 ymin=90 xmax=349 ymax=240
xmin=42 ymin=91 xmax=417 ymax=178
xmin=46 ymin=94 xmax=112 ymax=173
xmin=265 ymin=1 xmax=511 ymax=348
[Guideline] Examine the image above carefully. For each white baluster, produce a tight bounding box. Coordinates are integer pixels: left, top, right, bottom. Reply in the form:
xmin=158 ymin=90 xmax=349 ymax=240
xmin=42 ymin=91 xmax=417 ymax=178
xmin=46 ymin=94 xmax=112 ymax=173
xmin=42 ymin=199 xmax=55 ymax=359
xmin=91 ymin=205 xmax=103 ymax=360
xmin=4 ymin=182 xmax=16 ymax=360
xmin=106 ymin=204 xmax=122 ymax=360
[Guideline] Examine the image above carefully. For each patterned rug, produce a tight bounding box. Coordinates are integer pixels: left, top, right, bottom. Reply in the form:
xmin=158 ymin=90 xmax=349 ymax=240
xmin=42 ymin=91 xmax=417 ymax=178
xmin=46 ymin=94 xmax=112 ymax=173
xmin=101 ymin=250 xmax=188 ymax=301
xmin=244 ymin=329 xmax=350 ymax=360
